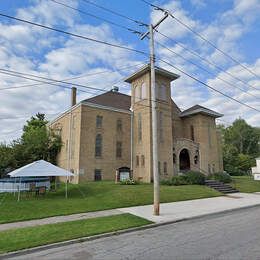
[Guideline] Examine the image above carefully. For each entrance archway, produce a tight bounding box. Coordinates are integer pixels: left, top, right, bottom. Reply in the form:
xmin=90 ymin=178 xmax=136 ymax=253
xmin=179 ymin=149 xmax=190 ymax=171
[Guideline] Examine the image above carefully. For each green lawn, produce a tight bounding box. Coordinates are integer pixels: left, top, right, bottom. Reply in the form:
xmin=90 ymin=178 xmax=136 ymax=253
xmin=0 ymin=181 xmax=220 ymax=224
xmin=232 ymin=176 xmax=260 ymax=193
xmin=0 ymin=213 xmax=151 ymax=254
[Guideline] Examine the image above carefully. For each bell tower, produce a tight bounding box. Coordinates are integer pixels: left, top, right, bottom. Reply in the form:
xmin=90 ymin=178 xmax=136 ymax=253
xmin=125 ymin=65 xmax=179 ymax=182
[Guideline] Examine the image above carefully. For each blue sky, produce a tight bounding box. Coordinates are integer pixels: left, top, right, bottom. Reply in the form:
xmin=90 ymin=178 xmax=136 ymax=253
xmin=0 ymin=0 xmax=259 ymax=143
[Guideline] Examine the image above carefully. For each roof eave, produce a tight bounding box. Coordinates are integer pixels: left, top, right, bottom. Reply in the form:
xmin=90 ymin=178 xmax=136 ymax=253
xmin=180 ymin=111 xmax=223 ymax=118
xmin=124 ymin=64 xmax=180 ymax=83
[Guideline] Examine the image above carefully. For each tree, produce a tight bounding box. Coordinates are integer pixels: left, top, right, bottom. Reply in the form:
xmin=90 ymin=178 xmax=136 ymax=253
xmin=224 ymin=119 xmax=259 ymax=156
xmin=221 ymin=118 xmax=260 ymax=175
xmin=0 ymin=144 xmax=14 ymax=177
xmin=0 ymin=113 xmax=62 ymax=176
xmin=21 ymin=113 xmax=62 ymax=164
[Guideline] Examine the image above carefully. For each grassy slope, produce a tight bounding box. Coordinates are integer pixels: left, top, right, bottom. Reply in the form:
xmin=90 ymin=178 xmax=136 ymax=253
xmin=0 ymin=181 xmax=220 ymax=224
xmin=232 ymin=176 xmax=260 ymax=193
xmin=0 ymin=213 xmax=151 ymax=254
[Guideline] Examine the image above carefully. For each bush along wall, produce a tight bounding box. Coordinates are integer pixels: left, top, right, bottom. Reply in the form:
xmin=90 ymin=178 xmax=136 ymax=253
xmin=160 ymin=171 xmax=205 ymax=186
xmin=207 ymin=172 xmax=232 ymax=183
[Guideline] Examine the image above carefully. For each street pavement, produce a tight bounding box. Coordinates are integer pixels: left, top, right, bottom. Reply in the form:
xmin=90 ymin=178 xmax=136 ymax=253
xmin=6 ymin=206 xmax=260 ymax=260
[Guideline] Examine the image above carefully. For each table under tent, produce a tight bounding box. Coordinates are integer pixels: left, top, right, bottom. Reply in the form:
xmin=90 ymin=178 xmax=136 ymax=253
xmin=7 ymin=160 xmax=74 ymax=201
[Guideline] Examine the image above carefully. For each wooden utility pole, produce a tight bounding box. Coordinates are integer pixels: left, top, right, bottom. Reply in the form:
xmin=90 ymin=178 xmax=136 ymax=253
xmin=141 ymin=13 xmax=169 ymax=216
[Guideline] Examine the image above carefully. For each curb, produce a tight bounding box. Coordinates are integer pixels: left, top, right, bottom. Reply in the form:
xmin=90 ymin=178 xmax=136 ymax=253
xmin=1 ymin=204 xmax=260 ymax=259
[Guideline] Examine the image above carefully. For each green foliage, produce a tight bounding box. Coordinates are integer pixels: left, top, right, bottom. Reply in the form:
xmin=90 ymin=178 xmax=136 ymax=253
xmin=221 ymin=118 xmax=260 ymax=176
xmin=160 ymin=173 xmax=204 ymax=186
xmin=185 ymin=171 xmax=205 ymax=185
xmin=120 ymin=179 xmax=139 ymax=185
xmin=171 ymin=175 xmax=188 ymax=185
xmin=208 ymin=172 xmax=232 ymax=183
xmin=0 ymin=113 xmax=62 ymax=177
xmin=0 ymin=144 xmax=14 ymax=178
xmin=160 ymin=179 xmax=173 ymax=185
xmin=160 ymin=176 xmax=188 ymax=186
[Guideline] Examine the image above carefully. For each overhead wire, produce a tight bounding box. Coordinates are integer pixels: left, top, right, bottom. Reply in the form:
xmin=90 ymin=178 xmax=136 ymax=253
xmin=140 ymin=0 xmax=260 ymax=80
xmin=0 ymin=62 xmax=146 ymax=91
xmin=155 ymin=40 xmax=260 ymax=100
xmin=155 ymin=30 xmax=260 ymax=91
xmin=80 ymin=0 xmax=148 ymax=27
xmin=49 ymin=0 xmax=143 ymax=34
xmin=0 ymin=11 xmax=259 ymax=113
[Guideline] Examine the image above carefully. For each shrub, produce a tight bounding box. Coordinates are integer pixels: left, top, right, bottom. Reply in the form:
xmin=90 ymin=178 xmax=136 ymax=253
xmin=171 ymin=175 xmax=188 ymax=185
xmin=210 ymin=172 xmax=232 ymax=183
xmin=160 ymin=179 xmax=173 ymax=185
xmin=185 ymin=171 xmax=205 ymax=185
xmin=160 ymin=176 xmax=189 ymax=186
xmin=120 ymin=179 xmax=139 ymax=185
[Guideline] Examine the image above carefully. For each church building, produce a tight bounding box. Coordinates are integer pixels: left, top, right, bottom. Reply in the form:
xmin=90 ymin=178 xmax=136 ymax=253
xmin=50 ymin=64 xmax=223 ymax=183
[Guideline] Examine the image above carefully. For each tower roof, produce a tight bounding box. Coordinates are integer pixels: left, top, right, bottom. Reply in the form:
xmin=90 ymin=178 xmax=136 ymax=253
xmin=124 ymin=64 xmax=180 ymax=83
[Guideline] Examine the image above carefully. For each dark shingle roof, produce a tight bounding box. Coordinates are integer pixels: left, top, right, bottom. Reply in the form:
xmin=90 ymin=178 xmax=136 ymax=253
xmin=82 ymin=91 xmax=131 ymax=111
xmin=180 ymin=105 xmax=223 ymax=118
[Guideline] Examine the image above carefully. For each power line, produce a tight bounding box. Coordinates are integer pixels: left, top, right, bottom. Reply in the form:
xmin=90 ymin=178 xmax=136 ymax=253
xmin=0 ymin=11 xmax=258 ymax=113
xmin=0 ymin=12 xmax=148 ymax=56
xmin=0 ymin=62 xmax=146 ymax=91
xmin=0 ymin=70 xmax=101 ymax=93
xmin=0 ymin=67 xmax=139 ymax=101
xmin=158 ymin=58 xmax=260 ymax=113
xmin=80 ymin=0 xmax=148 ymax=27
xmin=141 ymin=0 xmax=260 ymax=80
xmin=155 ymin=30 xmax=260 ymax=91
xmin=0 ymin=67 xmax=144 ymax=93
xmin=155 ymin=40 xmax=260 ymax=100
xmin=49 ymin=0 xmax=143 ymax=34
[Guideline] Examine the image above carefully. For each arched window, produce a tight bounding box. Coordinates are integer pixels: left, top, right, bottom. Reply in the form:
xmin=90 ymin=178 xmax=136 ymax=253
xmin=95 ymin=134 xmax=102 ymax=157
xmin=141 ymin=82 xmax=146 ymax=99
xmin=194 ymin=155 xmax=198 ymax=164
xmin=117 ymin=119 xmax=122 ymax=132
xmin=135 ymin=85 xmax=140 ymax=102
xmin=163 ymin=162 xmax=167 ymax=174
xmin=116 ymin=141 xmax=122 ymax=158
xmin=141 ymin=155 xmax=145 ymax=166
xmin=173 ymin=153 xmax=176 ymax=164
xmin=138 ymin=113 xmax=142 ymax=142
xmin=161 ymin=84 xmax=167 ymax=101
xmin=190 ymin=125 xmax=195 ymax=141
xmin=136 ymin=155 xmax=139 ymax=167
xmin=96 ymin=115 xmax=103 ymax=128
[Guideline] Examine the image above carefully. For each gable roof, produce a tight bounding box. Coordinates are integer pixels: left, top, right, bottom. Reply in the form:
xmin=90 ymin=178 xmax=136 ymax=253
xmin=82 ymin=91 xmax=131 ymax=111
xmin=180 ymin=105 xmax=223 ymax=118
xmin=124 ymin=64 xmax=180 ymax=83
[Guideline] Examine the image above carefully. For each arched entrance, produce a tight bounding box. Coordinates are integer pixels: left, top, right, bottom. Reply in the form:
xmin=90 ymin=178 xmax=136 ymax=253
xmin=179 ymin=149 xmax=190 ymax=171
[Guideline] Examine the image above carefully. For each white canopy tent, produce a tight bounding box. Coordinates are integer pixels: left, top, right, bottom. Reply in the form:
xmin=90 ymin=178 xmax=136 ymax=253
xmin=8 ymin=160 xmax=74 ymax=201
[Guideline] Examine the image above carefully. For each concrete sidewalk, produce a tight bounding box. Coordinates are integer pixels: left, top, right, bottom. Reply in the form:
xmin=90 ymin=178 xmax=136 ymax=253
xmin=0 ymin=209 xmax=122 ymax=232
xmin=119 ymin=193 xmax=260 ymax=223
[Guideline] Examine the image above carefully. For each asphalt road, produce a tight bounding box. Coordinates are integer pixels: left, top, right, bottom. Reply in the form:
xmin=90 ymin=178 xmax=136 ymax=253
xmin=5 ymin=207 xmax=260 ymax=260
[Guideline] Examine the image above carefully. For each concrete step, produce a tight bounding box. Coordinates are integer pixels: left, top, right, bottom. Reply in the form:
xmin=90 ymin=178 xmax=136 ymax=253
xmin=205 ymin=179 xmax=239 ymax=194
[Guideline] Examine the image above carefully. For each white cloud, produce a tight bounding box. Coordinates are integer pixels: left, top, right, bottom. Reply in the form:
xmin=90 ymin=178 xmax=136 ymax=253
xmin=0 ymin=0 xmax=144 ymax=143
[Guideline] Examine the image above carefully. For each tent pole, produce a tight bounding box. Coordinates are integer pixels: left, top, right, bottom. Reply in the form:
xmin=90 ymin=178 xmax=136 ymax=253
xmin=13 ymin=178 xmax=16 ymax=197
xmin=17 ymin=177 xmax=21 ymax=202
